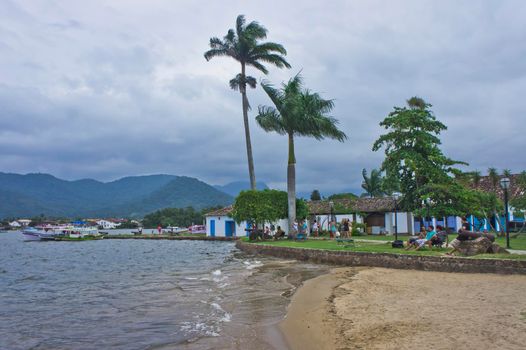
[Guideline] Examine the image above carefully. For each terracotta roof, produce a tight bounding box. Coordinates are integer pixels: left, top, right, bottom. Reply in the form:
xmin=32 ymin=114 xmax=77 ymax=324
xmin=470 ymin=174 xmax=525 ymax=200
xmin=308 ymin=197 xmax=397 ymax=214
xmin=205 ymin=205 xmax=233 ymax=217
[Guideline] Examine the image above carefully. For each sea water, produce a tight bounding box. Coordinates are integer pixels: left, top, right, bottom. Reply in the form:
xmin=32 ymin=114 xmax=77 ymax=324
xmin=0 ymin=233 xmax=328 ymax=349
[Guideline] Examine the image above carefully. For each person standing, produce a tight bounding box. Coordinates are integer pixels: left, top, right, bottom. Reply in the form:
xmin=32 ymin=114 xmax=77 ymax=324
xmin=342 ymin=219 xmax=350 ymax=238
xmin=157 ymin=225 xmax=162 ymax=235
xmin=312 ymin=220 xmax=319 ymax=237
xmin=330 ymin=221 xmax=337 ymax=239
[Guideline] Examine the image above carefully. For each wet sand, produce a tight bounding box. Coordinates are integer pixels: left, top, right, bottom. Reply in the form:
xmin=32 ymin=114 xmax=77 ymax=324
xmin=280 ymin=267 xmax=526 ymax=349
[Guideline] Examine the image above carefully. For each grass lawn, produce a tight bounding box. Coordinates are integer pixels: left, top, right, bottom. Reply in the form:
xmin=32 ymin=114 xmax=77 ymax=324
xmin=244 ymin=236 xmax=526 ymax=260
xmin=345 ymin=233 xmax=526 ymax=250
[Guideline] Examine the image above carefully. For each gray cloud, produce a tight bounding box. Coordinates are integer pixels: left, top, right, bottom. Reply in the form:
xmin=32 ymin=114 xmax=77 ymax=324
xmin=0 ymin=0 xmax=525 ymax=196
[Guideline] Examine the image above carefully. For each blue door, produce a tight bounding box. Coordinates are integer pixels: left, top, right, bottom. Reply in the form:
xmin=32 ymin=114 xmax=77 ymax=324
xmin=210 ymin=220 xmax=215 ymax=237
xmin=225 ymin=221 xmax=235 ymax=237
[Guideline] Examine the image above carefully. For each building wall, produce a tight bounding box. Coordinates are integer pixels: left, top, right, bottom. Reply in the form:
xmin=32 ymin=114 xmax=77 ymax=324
xmin=384 ymin=212 xmax=410 ymax=235
xmin=205 ymin=216 xmax=290 ymax=237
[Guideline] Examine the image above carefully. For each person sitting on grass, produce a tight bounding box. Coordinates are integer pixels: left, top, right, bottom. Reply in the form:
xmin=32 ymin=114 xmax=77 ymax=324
xmin=274 ymin=226 xmax=285 ymax=240
xmin=406 ymin=226 xmax=437 ymax=250
xmin=406 ymin=231 xmax=425 ymax=250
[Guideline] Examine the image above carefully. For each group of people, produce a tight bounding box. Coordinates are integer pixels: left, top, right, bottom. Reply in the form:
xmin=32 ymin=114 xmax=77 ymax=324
xmin=262 ymin=224 xmax=286 ymax=240
xmin=405 ymin=225 xmax=446 ymax=250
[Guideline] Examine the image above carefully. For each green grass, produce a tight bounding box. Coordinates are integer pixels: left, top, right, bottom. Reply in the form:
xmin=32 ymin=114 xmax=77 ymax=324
xmin=338 ymin=233 xmax=526 ymax=250
xmin=245 ymin=237 xmax=526 ymax=260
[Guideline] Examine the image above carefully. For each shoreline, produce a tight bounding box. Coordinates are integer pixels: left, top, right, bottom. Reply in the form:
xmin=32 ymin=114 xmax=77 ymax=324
xmin=279 ymin=267 xmax=526 ymax=349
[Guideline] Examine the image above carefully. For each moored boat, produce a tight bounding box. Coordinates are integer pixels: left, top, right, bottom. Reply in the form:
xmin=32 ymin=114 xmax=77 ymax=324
xmin=21 ymin=225 xmax=100 ymax=241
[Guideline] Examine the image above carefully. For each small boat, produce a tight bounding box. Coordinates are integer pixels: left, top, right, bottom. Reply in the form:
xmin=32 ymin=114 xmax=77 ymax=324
xmin=21 ymin=225 xmax=100 ymax=241
xmin=21 ymin=227 xmax=61 ymax=241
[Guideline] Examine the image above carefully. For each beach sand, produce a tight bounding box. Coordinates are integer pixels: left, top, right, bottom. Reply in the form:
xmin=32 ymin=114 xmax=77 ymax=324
xmin=280 ymin=267 xmax=526 ymax=349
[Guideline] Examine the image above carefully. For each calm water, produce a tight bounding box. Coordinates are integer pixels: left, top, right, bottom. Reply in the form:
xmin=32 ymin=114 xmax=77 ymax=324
xmin=0 ymin=233 xmax=327 ymax=349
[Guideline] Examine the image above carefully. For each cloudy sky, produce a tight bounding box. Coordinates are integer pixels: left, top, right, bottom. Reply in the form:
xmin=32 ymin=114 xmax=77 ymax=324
xmin=1 ymin=0 xmax=525 ymax=195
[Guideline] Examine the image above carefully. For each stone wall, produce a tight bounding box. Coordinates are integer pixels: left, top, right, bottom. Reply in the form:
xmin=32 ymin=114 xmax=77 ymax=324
xmin=105 ymin=235 xmax=239 ymax=241
xmin=236 ymin=241 xmax=526 ymax=275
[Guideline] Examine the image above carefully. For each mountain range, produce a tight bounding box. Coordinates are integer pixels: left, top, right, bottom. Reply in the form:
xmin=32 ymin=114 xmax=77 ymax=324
xmin=0 ymin=173 xmax=238 ymax=219
xmin=213 ymin=181 xmax=269 ymax=196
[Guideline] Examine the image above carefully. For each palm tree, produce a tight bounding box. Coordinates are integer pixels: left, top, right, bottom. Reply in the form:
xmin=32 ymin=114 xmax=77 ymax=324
xmin=471 ymin=170 xmax=482 ymax=186
xmin=488 ymin=167 xmax=499 ymax=191
xmin=502 ymin=169 xmax=512 ymax=178
xmin=256 ymin=74 xmax=347 ymax=231
xmin=204 ymin=15 xmax=291 ymax=190
xmin=361 ymin=169 xmax=384 ymax=197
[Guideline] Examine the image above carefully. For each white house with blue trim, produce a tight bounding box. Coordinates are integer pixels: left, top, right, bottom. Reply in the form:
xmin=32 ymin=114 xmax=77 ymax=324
xmin=205 ymin=206 xmax=289 ymax=237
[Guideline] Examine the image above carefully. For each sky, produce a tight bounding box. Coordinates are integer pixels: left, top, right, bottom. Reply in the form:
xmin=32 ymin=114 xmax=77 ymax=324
xmin=1 ymin=0 xmax=525 ymax=195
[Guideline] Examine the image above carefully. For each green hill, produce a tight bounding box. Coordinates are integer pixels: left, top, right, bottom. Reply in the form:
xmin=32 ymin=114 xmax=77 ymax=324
xmin=0 ymin=172 xmax=233 ymax=218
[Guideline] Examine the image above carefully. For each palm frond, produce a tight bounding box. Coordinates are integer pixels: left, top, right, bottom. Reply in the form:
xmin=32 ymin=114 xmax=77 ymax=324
xmin=251 ymin=53 xmax=291 ymax=69
xmin=236 ymin=15 xmax=246 ymax=37
xmin=261 ymin=81 xmax=284 ymax=111
xmin=248 ymin=60 xmax=269 ymax=74
xmin=252 ymin=42 xmax=288 ymax=55
xmin=229 ymin=74 xmax=257 ymax=90
xmin=255 ymin=107 xmax=286 ymax=134
xmin=244 ymin=21 xmax=267 ymax=40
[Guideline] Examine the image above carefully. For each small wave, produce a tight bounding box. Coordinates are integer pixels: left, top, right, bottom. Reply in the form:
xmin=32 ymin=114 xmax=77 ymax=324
xmin=244 ymin=260 xmax=263 ymax=270
xmin=212 ymin=269 xmax=221 ymax=276
xmin=211 ymin=302 xmax=232 ymax=323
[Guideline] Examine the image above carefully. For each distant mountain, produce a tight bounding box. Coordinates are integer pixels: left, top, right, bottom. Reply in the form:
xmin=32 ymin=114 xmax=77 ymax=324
xmin=214 ymin=181 xmax=269 ymax=197
xmin=0 ymin=173 xmax=233 ymax=218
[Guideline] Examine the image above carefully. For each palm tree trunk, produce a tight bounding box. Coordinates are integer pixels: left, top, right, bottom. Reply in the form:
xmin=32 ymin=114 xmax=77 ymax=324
xmin=240 ymin=63 xmax=257 ymax=190
xmin=287 ymin=132 xmax=296 ymax=233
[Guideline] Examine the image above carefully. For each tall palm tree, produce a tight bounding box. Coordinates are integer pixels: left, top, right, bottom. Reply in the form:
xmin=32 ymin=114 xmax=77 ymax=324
xmin=361 ymin=168 xmax=384 ymax=197
xmin=471 ymin=170 xmax=482 ymax=187
xmin=488 ymin=167 xmax=499 ymax=191
xmin=256 ymin=74 xmax=347 ymax=231
xmin=502 ymin=169 xmax=512 ymax=178
xmin=204 ymin=15 xmax=291 ymax=190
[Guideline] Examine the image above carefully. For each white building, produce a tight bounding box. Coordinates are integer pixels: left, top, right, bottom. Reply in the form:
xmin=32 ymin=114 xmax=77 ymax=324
xmin=9 ymin=221 xmax=21 ymax=228
xmin=96 ymin=220 xmax=121 ymax=229
xmin=205 ymin=206 xmax=289 ymax=237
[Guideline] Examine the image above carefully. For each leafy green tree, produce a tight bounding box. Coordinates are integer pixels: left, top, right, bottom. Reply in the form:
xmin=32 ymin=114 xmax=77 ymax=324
xmin=310 ymin=189 xmax=322 ymax=201
xmin=511 ymin=171 xmax=526 ymax=216
xmin=502 ymin=169 xmax=512 ymax=178
xmin=204 ymin=15 xmax=291 ymax=190
xmin=372 ymin=96 xmax=466 ymax=212
xmin=231 ymin=189 xmax=307 ymax=228
xmin=361 ymin=168 xmax=384 ymax=197
xmin=256 ymin=74 xmax=347 ymax=231
xmin=328 ymin=192 xmax=358 ymax=200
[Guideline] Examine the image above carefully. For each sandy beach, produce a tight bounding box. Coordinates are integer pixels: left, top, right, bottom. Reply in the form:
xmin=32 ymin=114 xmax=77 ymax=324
xmin=280 ymin=267 xmax=526 ymax=349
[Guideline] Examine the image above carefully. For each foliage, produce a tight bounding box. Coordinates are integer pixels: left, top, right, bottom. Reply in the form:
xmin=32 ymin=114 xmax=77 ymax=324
xmin=310 ymin=189 xmax=322 ymax=201
xmin=142 ymin=206 xmax=217 ymax=228
xmin=372 ymin=97 xmax=466 ymax=212
xmin=204 ymin=15 xmax=291 ymax=190
xmin=328 ymin=192 xmax=358 ymax=200
xmin=256 ymin=73 xmax=347 ymax=229
xmin=351 ymin=221 xmax=367 ymax=236
xmin=511 ymin=171 xmax=526 ymax=211
xmin=361 ymin=168 xmax=385 ymax=197
xmin=231 ymin=189 xmax=307 ymax=226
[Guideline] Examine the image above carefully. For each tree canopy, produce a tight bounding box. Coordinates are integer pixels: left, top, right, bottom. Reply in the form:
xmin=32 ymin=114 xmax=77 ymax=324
xmin=310 ymin=189 xmax=322 ymax=201
xmin=372 ymin=97 xmax=466 ymax=212
xmin=231 ymin=189 xmax=308 ymax=226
